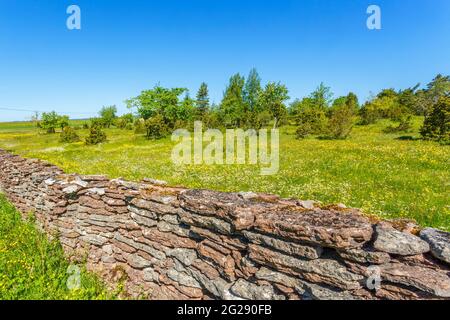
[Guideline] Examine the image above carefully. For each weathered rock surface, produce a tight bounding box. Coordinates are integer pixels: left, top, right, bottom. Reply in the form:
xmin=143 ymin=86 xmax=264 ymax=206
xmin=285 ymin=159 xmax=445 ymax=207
xmin=0 ymin=149 xmax=449 ymax=301
xmin=242 ymin=230 xmax=322 ymax=259
xmin=337 ymin=248 xmax=391 ymax=265
xmin=295 ymin=282 xmax=356 ymax=300
xmin=420 ymin=228 xmax=450 ymax=264
xmin=374 ymin=223 xmax=430 ymax=256
xmin=252 ymin=208 xmax=374 ymax=249
xmin=248 ymin=244 xmax=363 ymax=290
xmin=379 ymin=263 xmax=450 ymax=298
xmin=230 ymin=279 xmax=285 ymax=300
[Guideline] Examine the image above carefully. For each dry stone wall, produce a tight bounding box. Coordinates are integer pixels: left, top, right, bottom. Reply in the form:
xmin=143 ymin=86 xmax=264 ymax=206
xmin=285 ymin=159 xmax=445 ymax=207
xmin=0 ymin=149 xmax=449 ymax=300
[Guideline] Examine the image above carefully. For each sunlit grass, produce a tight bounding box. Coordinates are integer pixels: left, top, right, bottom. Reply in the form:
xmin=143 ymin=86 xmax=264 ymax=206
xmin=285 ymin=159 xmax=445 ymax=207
xmin=0 ymin=118 xmax=448 ymax=230
xmin=0 ymin=194 xmax=117 ymax=300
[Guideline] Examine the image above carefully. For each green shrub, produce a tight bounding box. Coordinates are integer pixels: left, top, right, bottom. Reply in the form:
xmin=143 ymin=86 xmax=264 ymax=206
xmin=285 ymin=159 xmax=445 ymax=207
xmin=145 ymin=114 xmax=168 ymax=140
xmin=115 ymin=118 xmax=126 ymax=129
xmin=85 ymin=126 xmax=107 ymax=145
xmin=359 ymin=95 xmax=399 ymax=125
xmin=327 ymin=104 xmax=354 ymax=139
xmin=134 ymin=118 xmax=146 ymax=134
xmin=90 ymin=118 xmax=105 ymax=129
xmin=115 ymin=113 xmax=134 ymax=129
xmin=59 ymin=126 xmax=81 ymax=143
xmin=202 ymin=110 xmax=222 ymax=129
xmin=173 ymin=119 xmax=189 ymax=130
xmin=247 ymin=110 xmax=272 ymax=130
xmin=296 ymin=123 xmax=314 ymax=139
xmin=420 ymin=97 xmax=450 ymax=143
xmin=383 ymin=116 xmax=413 ymax=133
xmin=295 ymin=108 xmax=328 ymax=139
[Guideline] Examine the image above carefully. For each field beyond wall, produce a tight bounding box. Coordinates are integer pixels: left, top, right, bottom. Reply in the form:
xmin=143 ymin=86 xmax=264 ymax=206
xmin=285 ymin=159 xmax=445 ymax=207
xmin=0 ymin=117 xmax=448 ymax=231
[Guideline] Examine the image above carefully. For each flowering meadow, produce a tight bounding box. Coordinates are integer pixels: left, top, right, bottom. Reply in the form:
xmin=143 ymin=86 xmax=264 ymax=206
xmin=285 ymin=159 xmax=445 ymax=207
xmin=0 ymin=117 xmax=448 ymax=231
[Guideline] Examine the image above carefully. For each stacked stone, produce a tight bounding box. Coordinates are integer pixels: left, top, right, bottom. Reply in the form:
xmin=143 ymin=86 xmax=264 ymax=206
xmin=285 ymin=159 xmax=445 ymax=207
xmin=0 ymin=150 xmax=63 ymax=232
xmin=0 ymin=149 xmax=449 ymax=300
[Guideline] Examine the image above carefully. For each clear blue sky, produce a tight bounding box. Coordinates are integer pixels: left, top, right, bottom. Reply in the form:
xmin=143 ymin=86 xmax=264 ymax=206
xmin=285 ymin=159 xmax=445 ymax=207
xmin=1 ymin=0 xmax=449 ymax=121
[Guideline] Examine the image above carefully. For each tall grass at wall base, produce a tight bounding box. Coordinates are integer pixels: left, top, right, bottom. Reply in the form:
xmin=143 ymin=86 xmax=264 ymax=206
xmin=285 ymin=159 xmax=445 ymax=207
xmin=0 ymin=194 xmax=115 ymax=300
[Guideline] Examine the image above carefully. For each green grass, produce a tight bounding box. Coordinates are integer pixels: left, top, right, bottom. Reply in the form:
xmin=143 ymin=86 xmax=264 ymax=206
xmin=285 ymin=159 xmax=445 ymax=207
xmin=0 ymin=118 xmax=449 ymax=231
xmin=0 ymin=193 xmax=116 ymax=299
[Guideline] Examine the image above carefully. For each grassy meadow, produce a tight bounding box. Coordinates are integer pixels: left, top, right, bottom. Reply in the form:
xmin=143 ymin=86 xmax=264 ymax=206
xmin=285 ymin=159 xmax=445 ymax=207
xmin=0 ymin=118 xmax=448 ymax=231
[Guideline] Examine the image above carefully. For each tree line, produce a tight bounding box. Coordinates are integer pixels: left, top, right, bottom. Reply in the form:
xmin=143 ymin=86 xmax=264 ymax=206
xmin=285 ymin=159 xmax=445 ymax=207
xmin=36 ymin=70 xmax=450 ymax=145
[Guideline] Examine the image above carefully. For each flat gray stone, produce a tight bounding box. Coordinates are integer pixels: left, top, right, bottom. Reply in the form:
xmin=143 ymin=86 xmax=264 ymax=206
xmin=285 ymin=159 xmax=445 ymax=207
xmin=73 ymin=176 xmax=89 ymax=187
xmin=86 ymin=187 xmax=106 ymax=196
xmin=230 ymin=279 xmax=285 ymax=300
xmin=125 ymin=253 xmax=152 ymax=269
xmin=187 ymin=267 xmax=231 ymax=299
xmin=62 ymin=184 xmax=80 ymax=195
xmin=167 ymin=268 xmax=201 ymax=288
xmin=143 ymin=267 xmax=159 ymax=282
xmin=167 ymin=248 xmax=198 ymax=266
xmin=179 ymin=211 xmax=233 ymax=235
xmin=374 ymin=223 xmax=430 ymax=256
xmin=380 ymin=263 xmax=450 ymax=298
xmin=295 ymin=282 xmax=356 ymax=300
xmin=337 ymin=248 xmax=391 ymax=264
xmin=44 ymin=178 xmax=56 ymax=186
xmin=255 ymin=267 xmax=354 ymax=300
xmin=249 ymin=244 xmax=363 ymax=290
xmin=243 ymin=230 xmax=322 ymax=259
xmin=80 ymin=234 xmax=109 ymax=246
xmin=130 ymin=212 xmax=158 ymax=228
xmin=255 ymin=267 xmax=302 ymax=288
xmin=157 ymin=221 xmax=191 ymax=237
xmin=297 ymin=200 xmax=318 ymax=209
xmin=420 ymin=228 xmax=450 ymax=264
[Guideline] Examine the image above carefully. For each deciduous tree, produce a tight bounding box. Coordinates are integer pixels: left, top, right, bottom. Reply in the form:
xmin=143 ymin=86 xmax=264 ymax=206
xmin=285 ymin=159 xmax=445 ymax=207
xmin=258 ymin=82 xmax=289 ymax=129
xmin=99 ymin=105 xmax=117 ymax=128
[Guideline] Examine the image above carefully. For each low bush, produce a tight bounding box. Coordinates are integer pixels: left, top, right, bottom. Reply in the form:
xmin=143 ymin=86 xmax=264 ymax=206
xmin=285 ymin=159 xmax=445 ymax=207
xmin=85 ymin=126 xmax=107 ymax=145
xmin=134 ymin=118 xmax=146 ymax=134
xmin=295 ymin=108 xmax=328 ymax=139
xmin=145 ymin=114 xmax=168 ymax=140
xmin=90 ymin=118 xmax=105 ymax=129
xmin=115 ymin=113 xmax=134 ymax=129
xmin=326 ymin=105 xmax=354 ymax=139
xmin=60 ymin=126 xmax=81 ymax=143
xmin=420 ymin=97 xmax=450 ymax=144
xmin=383 ymin=116 xmax=413 ymax=134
